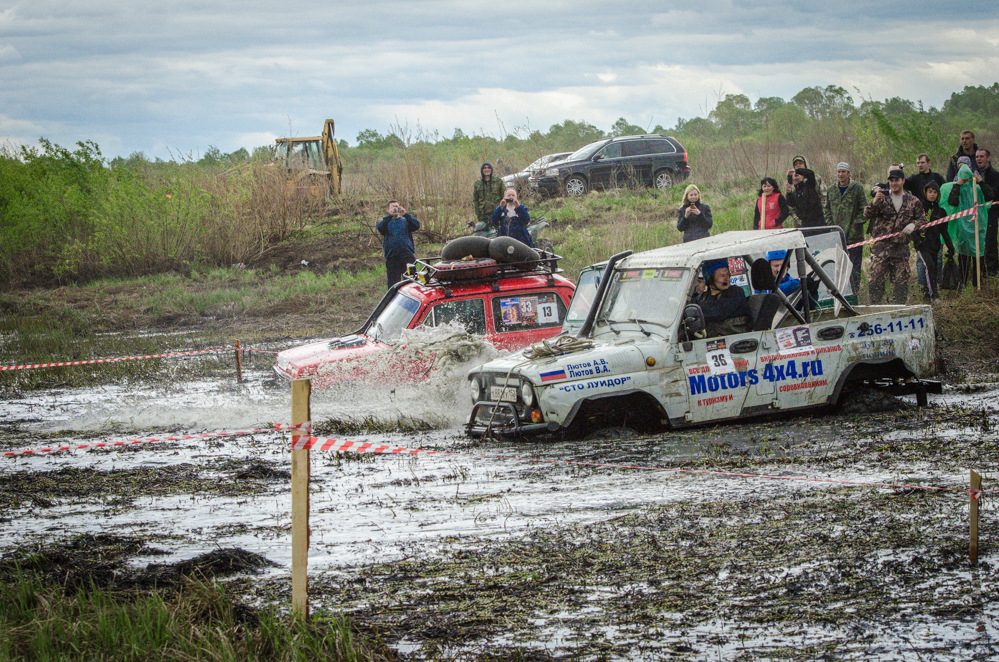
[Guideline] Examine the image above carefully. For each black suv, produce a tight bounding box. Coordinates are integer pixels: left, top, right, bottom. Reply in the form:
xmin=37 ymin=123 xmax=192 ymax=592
xmin=528 ymin=135 xmax=689 ymax=197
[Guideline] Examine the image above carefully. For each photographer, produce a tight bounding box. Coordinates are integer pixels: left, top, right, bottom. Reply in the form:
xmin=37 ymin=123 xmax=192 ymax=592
xmin=863 ymin=169 xmax=923 ymax=304
xmin=785 ymin=167 xmax=826 ymax=227
xmin=491 ymin=188 xmax=533 ymax=247
xmin=376 ymin=200 xmax=421 ymax=289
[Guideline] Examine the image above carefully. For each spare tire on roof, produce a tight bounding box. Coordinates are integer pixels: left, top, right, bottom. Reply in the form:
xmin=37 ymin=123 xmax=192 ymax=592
xmin=489 ymin=237 xmax=539 ymax=265
xmin=434 ymin=258 xmax=498 ymax=281
xmin=441 ymin=235 xmax=492 ymax=261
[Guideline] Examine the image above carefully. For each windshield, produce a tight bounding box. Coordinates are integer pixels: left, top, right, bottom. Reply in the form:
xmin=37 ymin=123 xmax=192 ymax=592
xmin=562 ymin=265 xmax=604 ymax=335
xmin=568 ymin=139 xmax=610 ymax=162
xmin=283 ymin=140 xmax=324 ymax=170
xmin=368 ymin=292 xmax=421 ymax=344
xmin=593 ymin=267 xmax=690 ymax=338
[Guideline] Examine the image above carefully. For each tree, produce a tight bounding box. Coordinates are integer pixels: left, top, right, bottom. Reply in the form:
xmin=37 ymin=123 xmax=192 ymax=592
xmin=709 ymin=94 xmax=755 ymax=135
xmin=546 ymin=120 xmax=605 ymax=150
xmin=609 ymin=117 xmax=646 ymax=137
xmin=941 ymin=83 xmax=999 ymax=118
xmin=791 ymin=85 xmax=854 ymax=120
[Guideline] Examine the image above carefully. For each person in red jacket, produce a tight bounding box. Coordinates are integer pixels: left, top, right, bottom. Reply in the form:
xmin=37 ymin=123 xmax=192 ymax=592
xmin=753 ymin=178 xmax=790 ymax=229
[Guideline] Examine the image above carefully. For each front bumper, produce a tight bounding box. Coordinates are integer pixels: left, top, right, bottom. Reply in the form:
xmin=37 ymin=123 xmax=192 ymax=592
xmin=465 ymin=401 xmax=552 ymax=438
xmin=528 ymin=177 xmax=561 ymax=195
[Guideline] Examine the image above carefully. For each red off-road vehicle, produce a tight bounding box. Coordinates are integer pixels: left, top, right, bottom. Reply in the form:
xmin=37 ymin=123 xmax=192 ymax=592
xmin=273 ymin=250 xmax=575 ymax=386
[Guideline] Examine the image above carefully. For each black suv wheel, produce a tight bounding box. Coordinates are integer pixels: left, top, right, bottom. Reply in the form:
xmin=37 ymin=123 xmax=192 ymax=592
xmin=565 ymin=176 xmax=588 ymax=196
xmin=653 ymin=168 xmax=675 ymax=191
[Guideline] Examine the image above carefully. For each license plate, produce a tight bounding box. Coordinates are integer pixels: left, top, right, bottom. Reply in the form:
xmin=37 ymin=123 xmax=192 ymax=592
xmin=490 ymin=386 xmax=518 ymax=402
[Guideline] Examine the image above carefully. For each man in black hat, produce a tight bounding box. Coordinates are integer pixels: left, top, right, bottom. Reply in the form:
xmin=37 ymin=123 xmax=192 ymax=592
xmin=863 ymin=169 xmax=924 ymax=304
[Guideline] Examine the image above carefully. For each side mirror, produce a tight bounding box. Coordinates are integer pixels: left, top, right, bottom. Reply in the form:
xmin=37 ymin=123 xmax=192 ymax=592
xmin=682 ymin=304 xmax=705 ymax=338
xmin=593 ymin=154 xmax=604 ymax=162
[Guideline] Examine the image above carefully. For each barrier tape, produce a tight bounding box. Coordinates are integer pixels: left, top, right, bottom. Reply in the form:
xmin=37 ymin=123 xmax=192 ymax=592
xmin=2 ymin=429 xmax=271 ymax=457
xmin=286 ymin=433 xmax=998 ymax=497
xmin=846 ymin=201 xmax=998 ymax=250
xmin=1 ymin=347 xmax=276 ymax=372
xmin=273 ymin=422 xmax=312 ymax=432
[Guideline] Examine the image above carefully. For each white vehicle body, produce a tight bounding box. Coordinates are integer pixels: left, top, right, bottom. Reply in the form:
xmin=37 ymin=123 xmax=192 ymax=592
xmin=466 ymin=229 xmax=938 ymax=437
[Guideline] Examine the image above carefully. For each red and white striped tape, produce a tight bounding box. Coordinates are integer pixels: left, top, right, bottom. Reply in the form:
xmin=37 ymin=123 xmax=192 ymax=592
xmin=0 ymin=346 xmax=278 ymax=372
xmin=2 ymin=429 xmax=270 ymax=457
xmin=846 ymin=201 xmax=997 ymax=250
xmin=274 ymin=421 xmax=311 ymax=432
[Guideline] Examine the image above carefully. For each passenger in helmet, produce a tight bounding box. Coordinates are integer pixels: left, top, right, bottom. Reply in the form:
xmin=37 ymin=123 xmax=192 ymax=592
xmin=764 ymin=249 xmax=801 ymax=297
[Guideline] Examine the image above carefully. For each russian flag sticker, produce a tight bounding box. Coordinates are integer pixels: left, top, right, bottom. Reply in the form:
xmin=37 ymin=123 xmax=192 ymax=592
xmin=540 ymin=369 xmax=567 ymax=382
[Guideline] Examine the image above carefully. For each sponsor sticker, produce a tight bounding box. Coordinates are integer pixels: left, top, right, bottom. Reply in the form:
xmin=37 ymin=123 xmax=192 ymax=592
xmin=776 ymin=326 xmax=815 ymax=356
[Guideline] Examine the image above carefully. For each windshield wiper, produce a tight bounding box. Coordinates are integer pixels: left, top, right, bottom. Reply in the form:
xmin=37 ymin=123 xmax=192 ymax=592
xmin=595 ymin=318 xmax=620 ymax=335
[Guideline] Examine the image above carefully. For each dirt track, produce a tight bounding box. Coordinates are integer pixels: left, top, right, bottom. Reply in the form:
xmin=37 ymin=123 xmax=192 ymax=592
xmin=1 ymin=332 xmax=998 ymax=660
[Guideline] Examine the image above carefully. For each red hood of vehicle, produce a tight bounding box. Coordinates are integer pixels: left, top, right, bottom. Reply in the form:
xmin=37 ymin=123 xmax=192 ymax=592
xmin=274 ymin=335 xmax=388 ymax=378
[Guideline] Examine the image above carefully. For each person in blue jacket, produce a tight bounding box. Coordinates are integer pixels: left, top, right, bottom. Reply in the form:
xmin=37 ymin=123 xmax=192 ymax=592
xmin=491 ymin=188 xmax=533 ymax=247
xmin=765 ymin=249 xmax=801 ymax=296
xmin=376 ymin=200 xmax=420 ymax=289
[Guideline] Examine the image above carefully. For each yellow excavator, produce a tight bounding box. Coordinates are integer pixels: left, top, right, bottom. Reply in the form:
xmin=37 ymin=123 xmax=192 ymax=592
xmin=274 ymin=119 xmax=343 ymax=199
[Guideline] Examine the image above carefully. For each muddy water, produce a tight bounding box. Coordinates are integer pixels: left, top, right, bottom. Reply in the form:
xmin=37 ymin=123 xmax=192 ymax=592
xmin=2 ymin=333 xmax=999 ymax=660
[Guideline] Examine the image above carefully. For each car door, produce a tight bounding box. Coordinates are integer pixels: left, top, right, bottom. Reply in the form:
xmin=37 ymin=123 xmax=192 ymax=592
xmin=619 ymin=140 xmax=653 ymax=187
xmin=488 ymin=291 xmax=567 ymax=351
xmin=588 ymin=142 xmax=623 ymax=190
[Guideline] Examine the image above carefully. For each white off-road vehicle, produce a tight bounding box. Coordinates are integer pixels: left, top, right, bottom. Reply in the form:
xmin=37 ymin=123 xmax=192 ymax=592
xmin=466 ymin=228 xmax=939 ymax=438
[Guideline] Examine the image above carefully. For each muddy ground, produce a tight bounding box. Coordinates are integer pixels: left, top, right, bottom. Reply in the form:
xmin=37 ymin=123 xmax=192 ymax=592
xmin=1 ymin=328 xmax=998 ymax=660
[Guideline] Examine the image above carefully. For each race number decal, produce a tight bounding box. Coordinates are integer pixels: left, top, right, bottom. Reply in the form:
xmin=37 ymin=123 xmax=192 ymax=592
xmin=538 ymin=300 xmax=557 ymax=324
xmin=705 ymin=339 xmax=736 ymax=375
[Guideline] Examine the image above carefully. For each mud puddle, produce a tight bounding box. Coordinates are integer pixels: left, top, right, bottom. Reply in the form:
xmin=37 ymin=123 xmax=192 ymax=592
xmin=2 ymin=345 xmax=998 ymax=660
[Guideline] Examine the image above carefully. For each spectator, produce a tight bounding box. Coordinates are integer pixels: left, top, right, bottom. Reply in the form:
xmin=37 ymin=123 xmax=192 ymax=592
xmin=676 ymin=184 xmax=713 ymax=242
xmin=946 ymin=131 xmax=981 ymax=181
xmin=694 ymin=260 xmax=751 ymax=338
xmin=974 ymin=148 xmax=999 ymax=277
xmin=753 ymin=177 xmax=790 ymax=229
xmin=789 ymin=155 xmax=827 ymax=210
xmin=376 ymin=200 xmax=420 ymax=289
xmin=785 ymin=167 xmax=826 ymax=227
xmin=942 ymin=162 xmax=989 ymax=287
xmin=472 ymin=163 xmax=504 ymax=228
xmin=912 ymin=181 xmax=955 ymax=301
xmin=492 ymin=188 xmax=533 ymax=247
xmin=824 ymin=162 xmax=867 ymax=293
xmin=904 ymin=154 xmax=945 ymax=207
xmin=863 ymin=169 xmax=922 ymax=304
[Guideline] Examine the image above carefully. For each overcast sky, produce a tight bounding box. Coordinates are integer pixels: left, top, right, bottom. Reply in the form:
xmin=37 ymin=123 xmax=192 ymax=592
xmin=1 ymin=1 xmax=997 ymax=159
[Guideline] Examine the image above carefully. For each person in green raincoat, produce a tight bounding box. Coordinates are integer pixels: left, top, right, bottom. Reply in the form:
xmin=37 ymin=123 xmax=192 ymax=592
xmin=940 ymin=161 xmax=988 ymax=287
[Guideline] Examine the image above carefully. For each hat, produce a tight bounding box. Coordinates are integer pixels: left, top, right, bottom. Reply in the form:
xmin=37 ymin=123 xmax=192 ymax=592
xmin=481 ymin=162 xmax=493 ymax=173
xmin=923 ymin=180 xmax=940 ymax=192
xmin=837 ymin=162 xmax=850 ymax=171
xmin=957 ymin=156 xmax=973 ymax=168
xmin=792 ymin=155 xmax=807 ymax=166
xmin=766 ymin=249 xmax=789 ymax=261
xmin=702 ymin=259 xmax=728 ymax=281
xmin=888 ymin=169 xmax=905 ymax=180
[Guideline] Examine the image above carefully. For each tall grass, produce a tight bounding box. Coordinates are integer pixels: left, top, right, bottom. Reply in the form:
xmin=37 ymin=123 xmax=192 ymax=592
xmin=0 ymin=569 xmax=395 ymax=662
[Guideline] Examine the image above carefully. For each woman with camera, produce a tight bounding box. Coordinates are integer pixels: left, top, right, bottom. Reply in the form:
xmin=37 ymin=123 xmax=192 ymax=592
xmin=676 ymin=184 xmax=713 ymax=242
xmin=492 ymin=188 xmax=533 ymax=247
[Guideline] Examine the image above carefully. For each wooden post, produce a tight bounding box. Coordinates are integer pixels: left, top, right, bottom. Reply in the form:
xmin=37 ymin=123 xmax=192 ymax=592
xmin=973 ymin=182 xmax=981 ymax=290
xmin=291 ymin=379 xmax=311 ymax=616
xmin=234 ymin=339 xmax=243 ymax=383
xmin=970 ymin=469 xmax=982 ymax=565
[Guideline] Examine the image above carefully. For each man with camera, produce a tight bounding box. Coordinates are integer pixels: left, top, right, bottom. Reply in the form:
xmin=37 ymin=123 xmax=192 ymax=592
xmin=376 ymin=200 xmax=420 ymax=289
xmin=863 ymin=169 xmax=924 ymax=304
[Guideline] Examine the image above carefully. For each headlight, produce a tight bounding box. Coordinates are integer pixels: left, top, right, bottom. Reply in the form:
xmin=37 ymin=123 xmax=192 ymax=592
xmin=543 ymin=167 xmax=560 ymax=177
xmin=520 ymin=382 xmax=534 ymax=407
xmin=469 ymin=377 xmax=482 ymax=402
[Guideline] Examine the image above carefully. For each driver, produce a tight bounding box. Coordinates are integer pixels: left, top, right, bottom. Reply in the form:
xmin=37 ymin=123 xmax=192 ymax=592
xmin=694 ymin=260 xmax=751 ymax=337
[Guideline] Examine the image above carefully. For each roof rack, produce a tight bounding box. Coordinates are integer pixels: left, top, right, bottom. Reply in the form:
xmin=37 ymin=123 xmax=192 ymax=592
xmin=405 ymin=250 xmax=564 ymax=291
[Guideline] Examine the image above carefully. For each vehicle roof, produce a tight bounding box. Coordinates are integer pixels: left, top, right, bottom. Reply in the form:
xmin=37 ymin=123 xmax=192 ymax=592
xmin=619 ymin=230 xmax=808 ymax=270
xmin=401 ymin=272 xmax=575 ymax=302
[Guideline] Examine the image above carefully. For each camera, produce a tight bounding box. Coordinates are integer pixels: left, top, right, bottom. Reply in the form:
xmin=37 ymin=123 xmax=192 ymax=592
xmin=871 ymin=183 xmax=889 ymax=197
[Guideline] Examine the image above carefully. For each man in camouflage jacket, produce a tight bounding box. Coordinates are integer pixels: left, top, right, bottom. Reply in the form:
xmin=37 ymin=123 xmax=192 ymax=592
xmin=824 ymin=162 xmax=868 ymax=293
xmin=472 ymin=163 xmax=505 ymax=227
xmin=863 ymin=169 xmax=924 ymax=304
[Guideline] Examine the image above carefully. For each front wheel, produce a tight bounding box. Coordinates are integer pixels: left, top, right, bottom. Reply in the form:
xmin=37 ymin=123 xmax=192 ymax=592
xmin=653 ymin=169 xmax=675 ymax=191
xmin=536 ymin=238 xmax=555 ymax=255
xmin=564 ymin=176 xmax=587 ymax=196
